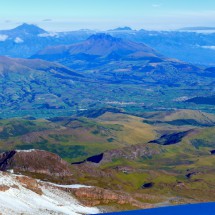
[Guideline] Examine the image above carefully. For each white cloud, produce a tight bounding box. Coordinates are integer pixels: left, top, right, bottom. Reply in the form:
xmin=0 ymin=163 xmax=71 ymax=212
xmin=0 ymin=34 xmax=8 ymax=41
xmin=14 ymin=37 xmax=24 ymax=43
xmin=201 ymin=46 xmax=215 ymax=50
xmin=38 ymin=32 xmax=59 ymax=37
xmin=42 ymin=19 xmax=52 ymax=22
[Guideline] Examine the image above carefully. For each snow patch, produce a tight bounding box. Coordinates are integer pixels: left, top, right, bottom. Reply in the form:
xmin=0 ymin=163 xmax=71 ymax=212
xmin=38 ymin=32 xmax=59 ymax=37
xmin=7 ymin=169 xmax=14 ymax=174
xmin=47 ymin=182 xmax=92 ymax=189
xmin=0 ymin=172 xmax=101 ymax=215
xmin=16 ymin=149 xmax=36 ymax=153
xmin=14 ymin=37 xmax=24 ymax=43
xmin=201 ymin=45 xmax=215 ymax=50
xmin=0 ymin=34 xmax=8 ymax=41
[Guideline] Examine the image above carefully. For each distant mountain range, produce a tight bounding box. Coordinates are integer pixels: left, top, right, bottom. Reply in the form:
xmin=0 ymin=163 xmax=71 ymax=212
xmin=1 ymin=23 xmax=46 ymax=36
xmin=0 ymin=23 xmax=93 ymax=58
xmin=0 ymin=23 xmax=215 ymax=65
xmin=0 ymin=24 xmax=214 ymax=117
xmin=0 ymin=31 xmax=214 ymax=117
xmin=109 ymin=26 xmax=133 ymax=31
xmin=179 ymin=26 xmax=215 ymax=31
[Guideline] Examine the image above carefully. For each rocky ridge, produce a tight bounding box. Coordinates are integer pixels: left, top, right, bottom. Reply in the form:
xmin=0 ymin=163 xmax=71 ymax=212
xmin=0 ymin=149 xmax=72 ymax=177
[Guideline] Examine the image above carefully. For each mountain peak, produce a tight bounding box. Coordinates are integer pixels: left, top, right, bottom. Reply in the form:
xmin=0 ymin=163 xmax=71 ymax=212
xmin=33 ymin=33 xmax=159 ymax=59
xmin=112 ymin=26 xmax=133 ymax=31
xmin=13 ymin=23 xmax=46 ymax=34
xmin=87 ymin=33 xmax=122 ymax=42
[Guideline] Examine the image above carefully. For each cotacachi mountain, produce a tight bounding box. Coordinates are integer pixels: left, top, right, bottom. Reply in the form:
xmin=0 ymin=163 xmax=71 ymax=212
xmin=31 ymin=33 xmax=161 ymax=59
xmin=31 ymin=33 xmax=203 ymax=83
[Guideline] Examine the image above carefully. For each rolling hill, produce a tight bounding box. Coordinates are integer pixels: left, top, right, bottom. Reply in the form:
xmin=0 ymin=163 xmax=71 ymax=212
xmin=0 ymin=35 xmax=214 ymax=118
xmin=141 ymin=109 xmax=215 ymax=126
xmin=0 ymin=56 xmax=82 ymax=77
xmin=0 ymin=56 xmax=92 ymax=117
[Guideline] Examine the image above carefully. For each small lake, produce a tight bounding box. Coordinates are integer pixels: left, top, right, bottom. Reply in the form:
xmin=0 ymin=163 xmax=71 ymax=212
xmin=99 ymin=202 xmax=215 ymax=215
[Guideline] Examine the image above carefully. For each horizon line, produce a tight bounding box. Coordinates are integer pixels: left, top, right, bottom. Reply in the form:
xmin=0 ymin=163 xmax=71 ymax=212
xmin=1 ymin=22 xmax=215 ymax=33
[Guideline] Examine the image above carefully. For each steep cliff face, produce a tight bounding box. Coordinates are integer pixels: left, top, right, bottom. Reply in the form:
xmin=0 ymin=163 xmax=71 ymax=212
xmin=0 ymin=149 xmax=72 ymax=177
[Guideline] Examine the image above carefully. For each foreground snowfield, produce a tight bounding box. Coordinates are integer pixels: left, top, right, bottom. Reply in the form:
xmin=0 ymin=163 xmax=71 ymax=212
xmin=0 ymin=172 xmax=101 ymax=215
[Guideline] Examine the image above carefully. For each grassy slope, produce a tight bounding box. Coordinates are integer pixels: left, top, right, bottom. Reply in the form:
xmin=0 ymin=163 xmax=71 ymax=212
xmin=0 ymin=113 xmax=156 ymax=162
xmin=70 ymin=111 xmax=215 ymax=204
xmin=0 ymin=110 xmax=215 ymax=205
xmin=96 ymin=112 xmax=156 ymax=145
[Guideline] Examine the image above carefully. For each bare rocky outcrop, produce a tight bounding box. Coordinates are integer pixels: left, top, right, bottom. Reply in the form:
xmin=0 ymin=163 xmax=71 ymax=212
xmin=72 ymin=143 xmax=161 ymax=165
xmin=16 ymin=175 xmax=42 ymax=195
xmin=0 ymin=185 xmax=10 ymax=192
xmin=59 ymin=186 xmax=153 ymax=209
xmin=0 ymin=149 xmax=72 ymax=177
xmin=75 ymin=187 xmax=153 ymax=209
xmin=0 ymin=149 xmax=156 ymax=211
xmin=101 ymin=143 xmax=161 ymax=163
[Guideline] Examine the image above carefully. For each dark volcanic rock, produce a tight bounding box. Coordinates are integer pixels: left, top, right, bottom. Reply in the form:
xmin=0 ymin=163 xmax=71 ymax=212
xmin=0 ymin=150 xmax=17 ymax=171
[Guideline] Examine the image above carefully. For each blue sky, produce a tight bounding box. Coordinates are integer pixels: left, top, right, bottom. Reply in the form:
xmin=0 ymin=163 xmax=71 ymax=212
xmin=0 ymin=0 xmax=215 ymax=31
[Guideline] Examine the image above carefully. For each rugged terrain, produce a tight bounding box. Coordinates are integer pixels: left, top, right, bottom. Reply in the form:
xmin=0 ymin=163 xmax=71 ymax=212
xmin=0 ymin=109 xmax=215 ymax=213
xmin=0 ymin=23 xmax=215 ymax=214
